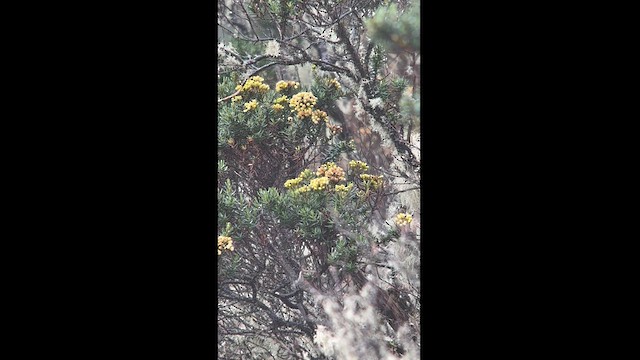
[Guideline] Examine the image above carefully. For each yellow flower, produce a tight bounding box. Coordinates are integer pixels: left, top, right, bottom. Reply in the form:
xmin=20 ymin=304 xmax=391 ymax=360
xmin=272 ymin=104 xmax=284 ymax=112
xmin=275 ymin=81 xmax=287 ymax=92
xmin=298 ymin=169 xmax=314 ymax=180
xmin=237 ymin=76 xmax=270 ymax=95
xmin=274 ymin=95 xmax=289 ymax=105
xmin=309 ymin=176 xmax=330 ymax=191
xmin=243 ymin=99 xmax=258 ymax=112
xmin=275 ymin=80 xmax=300 ymax=92
xmin=297 ymin=108 xmax=313 ymax=118
xmin=394 ymin=213 xmax=413 ymax=226
xmin=218 ymin=235 xmax=234 ymax=255
xmin=295 ymin=185 xmax=311 ymax=194
xmin=289 ymin=92 xmax=317 ymax=119
xmin=232 ymin=95 xmax=243 ymax=103
xmin=349 ymin=160 xmax=369 ymax=172
xmin=360 ymin=174 xmax=384 ymax=189
xmin=284 ymin=177 xmax=303 ymax=189
xmin=335 ymin=182 xmax=353 ymax=193
xmin=327 ymin=78 xmax=341 ymax=90
xmin=311 ymin=109 xmax=328 ymax=124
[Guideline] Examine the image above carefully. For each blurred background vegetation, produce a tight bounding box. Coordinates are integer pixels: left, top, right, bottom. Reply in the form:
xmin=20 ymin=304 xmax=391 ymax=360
xmin=217 ymin=0 xmax=421 ymax=358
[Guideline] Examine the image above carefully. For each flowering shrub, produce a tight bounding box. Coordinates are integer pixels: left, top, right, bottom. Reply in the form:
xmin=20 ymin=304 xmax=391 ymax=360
xmin=219 ymin=81 xmax=418 ymax=353
xmin=217 ymin=0 xmax=421 ymax=357
xmin=217 ymin=149 xmax=415 ymax=357
xmin=218 ymin=76 xmax=345 ymax=192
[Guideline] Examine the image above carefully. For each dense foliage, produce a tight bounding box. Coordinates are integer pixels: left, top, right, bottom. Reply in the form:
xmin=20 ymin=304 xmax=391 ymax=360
xmin=217 ymin=0 xmax=421 ymax=358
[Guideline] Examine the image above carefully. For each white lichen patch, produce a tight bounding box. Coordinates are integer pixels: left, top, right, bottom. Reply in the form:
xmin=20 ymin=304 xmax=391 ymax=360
xmin=264 ymin=40 xmax=280 ymax=57
xmin=369 ymin=97 xmax=384 ymax=109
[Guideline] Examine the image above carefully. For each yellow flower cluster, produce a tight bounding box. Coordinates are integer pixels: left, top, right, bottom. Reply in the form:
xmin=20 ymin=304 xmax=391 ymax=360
xmin=395 ymin=213 xmax=413 ymax=226
xmin=284 ymin=169 xmax=317 ymax=190
xmin=311 ymin=109 xmax=329 ymax=124
xmin=275 ymin=80 xmax=300 ymax=92
xmin=298 ymin=169 xmax=314 ymax=180
xmin=335 ymin=182 xmax=354 ymax=193
xmin=284 ymin=165 xmax=346 ymax=194
xmin=272 ymin=104 xmax=285 ymax=112
xmin=327 ymin=78 xmax=341 ymax=90
xmin=360 ymin=173 xmax=384 ymax=189
xmin=289 ymin=92 xmax=317 ymax=118
xmin=274 ymin=95 xmax=288 ymax=105
xmin=284 ymin=177 xmax=304 ymax=189
xmin=309 ymin=176 xmax=330 ymax=191
xmin=243 ymin=99 xmax=258 ymax=112
xmin=218 ymin=235 xmax=234 ymax=255
xmin=232 ymin=95 xmax=242 ymax=103
xmin=349 ymin=160 xmax=369 ymax=172
xmin=296 ymin=185 xmax=311 ymax=193
xmin=235 ymin=76 xmax=270 ymax=94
